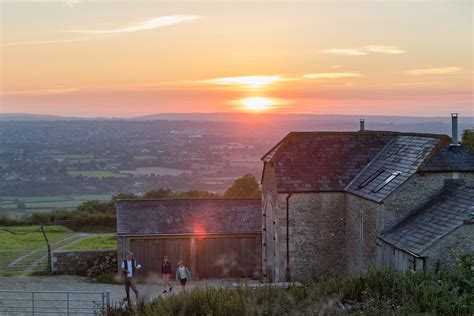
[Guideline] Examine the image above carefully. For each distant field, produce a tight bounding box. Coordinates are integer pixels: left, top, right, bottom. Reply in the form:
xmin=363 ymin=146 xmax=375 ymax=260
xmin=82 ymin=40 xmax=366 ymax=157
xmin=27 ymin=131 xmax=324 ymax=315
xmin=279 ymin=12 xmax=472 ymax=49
xmin=133 ymin=155 xmax=155 ymax=160
xmin=0 ymin=194 xmax=112 ymax=214
xmin=64 ymin=234 xmax=117 ymax=250
xmin=120 ymin=166 xmax=191 ymax=176
xmin=68 ymin=171 xmax=128 ymax=178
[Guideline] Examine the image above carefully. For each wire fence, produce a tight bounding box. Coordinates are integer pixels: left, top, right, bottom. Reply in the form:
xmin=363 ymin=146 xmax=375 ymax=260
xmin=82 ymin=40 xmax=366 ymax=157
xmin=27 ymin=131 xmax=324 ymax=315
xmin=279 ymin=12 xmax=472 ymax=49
xmin=0 ymin=290 xmax=110 ymax=315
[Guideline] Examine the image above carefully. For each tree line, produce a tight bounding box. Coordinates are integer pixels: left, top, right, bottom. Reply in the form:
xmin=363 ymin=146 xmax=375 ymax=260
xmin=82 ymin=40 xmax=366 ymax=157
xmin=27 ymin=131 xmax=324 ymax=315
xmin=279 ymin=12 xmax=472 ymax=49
xmin=0 ymin=174 xmax=261 ymax=231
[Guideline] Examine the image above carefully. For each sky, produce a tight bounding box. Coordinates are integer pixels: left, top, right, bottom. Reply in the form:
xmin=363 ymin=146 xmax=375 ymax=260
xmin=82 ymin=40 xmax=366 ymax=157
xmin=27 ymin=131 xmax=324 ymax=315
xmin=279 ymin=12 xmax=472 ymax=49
xmin=0 ymin=0 xmax=473 ymax=117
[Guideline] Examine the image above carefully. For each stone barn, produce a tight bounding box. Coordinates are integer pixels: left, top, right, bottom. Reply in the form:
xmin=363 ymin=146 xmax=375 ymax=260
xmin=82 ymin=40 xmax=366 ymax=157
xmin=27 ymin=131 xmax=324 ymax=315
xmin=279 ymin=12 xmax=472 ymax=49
xmin=116 ymin=198 xmax=262 ymax=279
xmin=261 ymin=126 xmax=474 ymax=282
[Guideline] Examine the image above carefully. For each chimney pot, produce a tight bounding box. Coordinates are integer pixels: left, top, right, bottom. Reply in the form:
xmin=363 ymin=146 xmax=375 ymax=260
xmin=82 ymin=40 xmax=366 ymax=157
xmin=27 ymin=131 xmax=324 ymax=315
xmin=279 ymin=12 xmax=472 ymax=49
xmin=450 ymin=113 xmax=460 ymax=146
xmin=360 ymin=119 xmax=365 ymax=132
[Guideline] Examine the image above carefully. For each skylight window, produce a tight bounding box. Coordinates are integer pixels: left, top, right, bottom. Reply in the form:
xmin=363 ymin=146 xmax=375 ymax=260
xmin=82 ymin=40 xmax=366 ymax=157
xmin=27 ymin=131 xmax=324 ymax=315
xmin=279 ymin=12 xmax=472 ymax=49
xmin=358 ymin=168 xmax=385 ymax=189
xmin=372 ymin=171 xmax=401 ymax=193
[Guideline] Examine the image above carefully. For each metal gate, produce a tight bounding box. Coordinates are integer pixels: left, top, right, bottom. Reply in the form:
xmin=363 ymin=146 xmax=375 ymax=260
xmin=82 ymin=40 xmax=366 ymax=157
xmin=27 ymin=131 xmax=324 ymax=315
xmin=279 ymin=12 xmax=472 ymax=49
xmin=0 ymin=290 xmax=110 ymax=315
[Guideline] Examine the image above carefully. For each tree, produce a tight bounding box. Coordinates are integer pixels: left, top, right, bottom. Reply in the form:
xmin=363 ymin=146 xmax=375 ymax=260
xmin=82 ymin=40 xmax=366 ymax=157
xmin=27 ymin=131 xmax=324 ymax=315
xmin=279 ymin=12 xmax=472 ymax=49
xmin=461 ymin=129 xmax=474 ymax=152
xmin=224 ymin=173 xmax=261 ymax=198
xmin=143 ymin=188 xmax=173 ymax=199
xmin=176 ymin=190 xmax=219 ymax=199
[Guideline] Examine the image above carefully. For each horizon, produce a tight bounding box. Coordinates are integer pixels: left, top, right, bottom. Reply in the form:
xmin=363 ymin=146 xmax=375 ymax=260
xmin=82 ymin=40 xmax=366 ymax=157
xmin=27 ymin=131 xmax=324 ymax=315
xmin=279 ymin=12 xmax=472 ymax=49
xmin=2 ymin=111 xmax=474 ymax=120
xmin=1 ymin=0 xmax=473 ymax=117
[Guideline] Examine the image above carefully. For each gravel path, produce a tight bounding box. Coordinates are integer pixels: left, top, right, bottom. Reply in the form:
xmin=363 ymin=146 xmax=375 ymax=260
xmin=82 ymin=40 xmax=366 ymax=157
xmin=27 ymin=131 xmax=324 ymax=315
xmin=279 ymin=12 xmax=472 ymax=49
xmin=0 ymin=275 xmax=230 ymax=304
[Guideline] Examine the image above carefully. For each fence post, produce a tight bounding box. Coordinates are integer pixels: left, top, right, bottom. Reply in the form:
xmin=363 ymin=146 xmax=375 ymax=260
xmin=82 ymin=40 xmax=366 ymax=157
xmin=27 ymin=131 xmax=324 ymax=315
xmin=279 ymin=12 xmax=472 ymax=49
xmin=102 ymin=292 xmax=105 ymax=314
xmin=32 ymin=292 xmax=35 ymax=315
xmin=106 ymin=291 xmax=111 ymax=309
xmin=67 ymin=292 xmax=70 ymax=316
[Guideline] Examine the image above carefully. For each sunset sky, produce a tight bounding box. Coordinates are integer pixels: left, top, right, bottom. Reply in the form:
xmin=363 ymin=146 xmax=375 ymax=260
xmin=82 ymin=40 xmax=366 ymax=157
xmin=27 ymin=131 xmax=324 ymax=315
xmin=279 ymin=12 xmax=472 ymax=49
xmin=1 ymin=0 xmax=472 ymax=117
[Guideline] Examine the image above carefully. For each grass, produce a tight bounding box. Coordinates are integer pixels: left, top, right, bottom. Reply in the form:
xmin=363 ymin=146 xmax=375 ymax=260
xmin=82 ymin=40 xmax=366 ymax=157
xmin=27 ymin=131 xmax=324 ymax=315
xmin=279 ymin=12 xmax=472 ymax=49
xmin=64 ymin=234 xmax=117 ymax=250
xmin=107 ymin=255 xmax=474 ymax=315
xmin=0 ymin=225 xmax=74 ymax=275
xmin=68 ymin=171 xmax=128 ymax=178
xmin=0 ymin=225 xmax=72 ymax=251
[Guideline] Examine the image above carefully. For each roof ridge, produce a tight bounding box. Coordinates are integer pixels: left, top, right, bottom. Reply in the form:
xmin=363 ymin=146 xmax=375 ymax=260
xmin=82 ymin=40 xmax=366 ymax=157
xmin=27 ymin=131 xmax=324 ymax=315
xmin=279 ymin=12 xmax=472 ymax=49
xmin=286 ymin=131 xmax=450 ymax=139
xmin=116 ymin=197 xmax=262 ymax=202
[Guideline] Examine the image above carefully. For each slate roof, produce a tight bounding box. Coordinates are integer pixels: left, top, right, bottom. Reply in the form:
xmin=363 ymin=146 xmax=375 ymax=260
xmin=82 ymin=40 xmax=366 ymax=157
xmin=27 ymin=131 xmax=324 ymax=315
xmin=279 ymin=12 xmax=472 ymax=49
xmin=380 ymin=181 xmax=474 ymax=256
xmin=116 ymin=198 xmax=261 ymax=236
xmin=345 ymin=136 xmax=441 ymax=202
xmin=261 ymin=131 xmax=448 ymax=195
xmin=262 ymin=132 xmax=392 ymax=192
xmin=420 ymin=145 xmax=474 ymax=172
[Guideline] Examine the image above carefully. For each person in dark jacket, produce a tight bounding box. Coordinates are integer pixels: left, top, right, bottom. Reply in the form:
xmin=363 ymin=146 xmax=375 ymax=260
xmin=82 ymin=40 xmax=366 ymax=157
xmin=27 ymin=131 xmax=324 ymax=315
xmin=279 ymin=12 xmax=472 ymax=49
xmin=161 ymin=255 xmax=173 ymax=293
xmin=121 ymin=251 xmax=141 ymax=301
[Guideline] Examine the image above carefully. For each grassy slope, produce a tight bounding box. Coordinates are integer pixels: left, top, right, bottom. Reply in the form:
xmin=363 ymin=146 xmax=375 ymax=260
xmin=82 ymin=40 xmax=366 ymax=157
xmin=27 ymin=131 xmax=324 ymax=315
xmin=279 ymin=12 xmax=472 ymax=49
xmin=0 ymin=226 xmax=72 ymax=250
xmin=64 ymin=234 xmax=117 ymax=250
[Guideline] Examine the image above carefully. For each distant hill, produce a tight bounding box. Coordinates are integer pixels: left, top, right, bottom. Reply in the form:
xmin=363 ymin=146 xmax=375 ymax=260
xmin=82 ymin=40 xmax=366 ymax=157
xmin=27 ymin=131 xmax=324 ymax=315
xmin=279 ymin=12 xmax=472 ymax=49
xmin=1 ymin=112 xmax=472 ymax=135
xmin=0 ymin=113 xmax=121 ymax=121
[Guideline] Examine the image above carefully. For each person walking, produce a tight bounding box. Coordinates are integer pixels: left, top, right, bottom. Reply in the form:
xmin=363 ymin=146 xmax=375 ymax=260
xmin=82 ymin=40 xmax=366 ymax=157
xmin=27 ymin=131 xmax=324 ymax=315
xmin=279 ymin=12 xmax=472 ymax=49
xmin=121 ymin=251 xmax=142 ymax=301
xmin=161 ymin=255 xmax=173 ymax=293
xmin=175 ymin=260 xmax=191 ymax=292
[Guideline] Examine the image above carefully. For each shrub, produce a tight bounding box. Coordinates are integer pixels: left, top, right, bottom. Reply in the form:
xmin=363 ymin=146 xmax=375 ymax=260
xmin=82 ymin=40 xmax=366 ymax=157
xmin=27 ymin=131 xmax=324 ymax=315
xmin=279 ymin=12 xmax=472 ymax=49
xmin=106 ymin=255 xmax=474 ymax=315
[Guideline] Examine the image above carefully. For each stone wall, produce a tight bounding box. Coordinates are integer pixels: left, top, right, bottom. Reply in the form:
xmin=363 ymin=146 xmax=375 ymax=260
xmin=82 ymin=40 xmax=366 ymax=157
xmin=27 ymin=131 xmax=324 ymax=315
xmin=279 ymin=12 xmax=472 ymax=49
xmin=287 ymin=192 xmax=346 ymax=281
xmin=424 ymin=224 xmax=474 ymax=269
xmin=53 ymin=250 xmax=117 ymax=277
xmin=345 ymin=194 xmax=383 ymax=275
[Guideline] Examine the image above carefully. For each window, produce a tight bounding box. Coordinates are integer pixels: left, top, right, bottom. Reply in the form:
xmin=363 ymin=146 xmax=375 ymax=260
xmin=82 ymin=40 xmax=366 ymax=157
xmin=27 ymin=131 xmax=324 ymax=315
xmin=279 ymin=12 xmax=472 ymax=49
xmin=358 ymin=168 xmax=385 ymax=189
xmin=372 ymin=171 xmax=401 ymax=193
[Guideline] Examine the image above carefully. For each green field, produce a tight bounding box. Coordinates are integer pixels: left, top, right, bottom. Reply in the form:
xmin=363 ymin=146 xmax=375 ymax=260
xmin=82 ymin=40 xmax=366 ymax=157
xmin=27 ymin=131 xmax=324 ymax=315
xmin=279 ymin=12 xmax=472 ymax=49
xmin=133 ymin=155 xmax=155 ymax=160
xmin=64 ymin=234 xmax=117 ymax=250
xmin=68 ymin=170 xmax=128 ymax=178
xmin=0 ymin=225 xmax=72 ymax=251
xmin=0 ymin=194 xmax=112 ymax=213
xmin=0 ymin=226 xmax=86 ymax=275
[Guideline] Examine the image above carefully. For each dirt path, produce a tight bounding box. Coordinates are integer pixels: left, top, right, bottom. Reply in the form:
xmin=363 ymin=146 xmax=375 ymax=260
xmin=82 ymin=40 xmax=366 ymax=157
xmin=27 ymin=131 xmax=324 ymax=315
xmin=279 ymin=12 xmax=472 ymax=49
xmin=0 ymin=275 xmax=227 ymax=304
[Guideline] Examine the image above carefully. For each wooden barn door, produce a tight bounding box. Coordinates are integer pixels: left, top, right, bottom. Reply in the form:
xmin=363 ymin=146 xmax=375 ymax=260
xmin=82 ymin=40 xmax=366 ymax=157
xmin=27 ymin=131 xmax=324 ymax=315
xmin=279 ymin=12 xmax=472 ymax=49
xmin=195 ymin=235 xmax=261 ymax=279
xmin=129 ymin=237 xmax=191 ymax=277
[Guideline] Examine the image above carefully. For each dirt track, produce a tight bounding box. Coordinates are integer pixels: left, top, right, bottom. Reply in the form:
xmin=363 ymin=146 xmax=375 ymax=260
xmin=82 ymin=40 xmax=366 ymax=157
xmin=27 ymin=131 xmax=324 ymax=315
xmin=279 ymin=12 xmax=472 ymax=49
xmin=0 ymin=275 xmax=227 ymax=304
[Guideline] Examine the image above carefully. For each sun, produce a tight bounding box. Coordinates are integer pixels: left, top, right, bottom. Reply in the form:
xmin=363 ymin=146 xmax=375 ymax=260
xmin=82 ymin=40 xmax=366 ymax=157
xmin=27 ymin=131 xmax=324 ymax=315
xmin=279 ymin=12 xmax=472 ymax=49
xmin=241 ymin=97 xmax=275 ymax=111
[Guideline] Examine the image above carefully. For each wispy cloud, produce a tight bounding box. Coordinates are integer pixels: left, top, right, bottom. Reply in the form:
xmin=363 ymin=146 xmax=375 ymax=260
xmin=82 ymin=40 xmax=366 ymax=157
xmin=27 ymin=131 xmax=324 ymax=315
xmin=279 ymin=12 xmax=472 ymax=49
xmin=321 ymin=48 xmax=366 ymax=56
xmin=303 ymin=72 xmax=362 ymax=79
xmin=202 ymin=75 xmax=297 ymax=88
xmin=362 ymin=45 xmax=405 ymax=54
xmin=321 ymin=45 xmax=405 ymax=56
xmin=2 ymin=15 xmax=200 ymax=47
xmin=404 ymin=67 xmax=461 ymax=76
xmin=66 ymin=15 xmax=200 ymax=34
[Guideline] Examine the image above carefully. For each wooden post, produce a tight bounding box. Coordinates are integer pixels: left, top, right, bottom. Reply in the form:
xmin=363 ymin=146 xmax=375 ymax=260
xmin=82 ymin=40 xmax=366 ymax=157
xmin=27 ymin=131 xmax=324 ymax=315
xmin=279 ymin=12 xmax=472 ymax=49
xmin=40 ymin=225 xmax=52 ymax=273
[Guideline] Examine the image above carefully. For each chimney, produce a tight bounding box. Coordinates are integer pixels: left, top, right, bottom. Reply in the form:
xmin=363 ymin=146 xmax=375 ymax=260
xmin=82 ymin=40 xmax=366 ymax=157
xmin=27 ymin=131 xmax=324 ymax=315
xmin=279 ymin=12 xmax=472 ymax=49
xmin=451 ymin=113 xmax=460 ymax=146
xmin=359 ymin=119 xmax=365 ymax=132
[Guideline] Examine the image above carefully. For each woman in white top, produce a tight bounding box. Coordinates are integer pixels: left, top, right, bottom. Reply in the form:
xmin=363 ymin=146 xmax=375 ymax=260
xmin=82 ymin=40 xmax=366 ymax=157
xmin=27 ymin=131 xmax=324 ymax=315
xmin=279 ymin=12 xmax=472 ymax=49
xmin=175 ymin=260 xmax=192 ymax=291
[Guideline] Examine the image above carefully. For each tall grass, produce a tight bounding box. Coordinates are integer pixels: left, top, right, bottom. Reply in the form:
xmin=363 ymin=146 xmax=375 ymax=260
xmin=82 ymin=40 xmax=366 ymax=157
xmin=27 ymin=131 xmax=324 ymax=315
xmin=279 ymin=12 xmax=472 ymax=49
xmin=107 ymin=254 xmax=473 ymax=315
